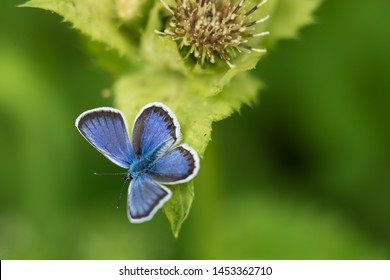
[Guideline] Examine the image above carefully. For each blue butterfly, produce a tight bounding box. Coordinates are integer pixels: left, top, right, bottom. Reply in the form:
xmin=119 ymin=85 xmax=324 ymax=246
xmin=75 ymin=102 xmax=200 ymax=223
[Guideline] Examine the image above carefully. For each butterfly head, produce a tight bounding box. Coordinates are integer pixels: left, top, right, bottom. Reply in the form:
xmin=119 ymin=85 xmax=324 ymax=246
xmin=125 ymin=173 xmax=133 ymax=181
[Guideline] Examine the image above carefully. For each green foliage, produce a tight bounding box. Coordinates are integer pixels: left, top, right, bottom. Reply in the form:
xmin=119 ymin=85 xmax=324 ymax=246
xmin=115 ymin=67 xmax=262 ymax=236
xmin=20 ymin=0 xmax=142 ymax=57
xmin=22 ymin=0 xmax=323 ymax=236
xmin=265 ymin=0 xmax=324 ymax=47
xmin=3 ymin=0 xmax=390 ymax=259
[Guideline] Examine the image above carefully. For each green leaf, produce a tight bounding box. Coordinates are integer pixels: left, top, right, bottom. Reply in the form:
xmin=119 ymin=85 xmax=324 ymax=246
xmin=114 ymin=66 xmax=263 ymax=236
xmin=162 ymin=181 xmax=194 ymax=238
xmin=266 ymin=0 xmax=324 ymax=47
xmin=20 ymin=0 xmax=142 ymax=57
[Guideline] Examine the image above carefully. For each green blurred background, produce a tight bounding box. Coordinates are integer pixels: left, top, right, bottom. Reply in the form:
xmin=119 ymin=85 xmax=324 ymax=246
xmin=1 ymin=0 xmax=389 ymax=259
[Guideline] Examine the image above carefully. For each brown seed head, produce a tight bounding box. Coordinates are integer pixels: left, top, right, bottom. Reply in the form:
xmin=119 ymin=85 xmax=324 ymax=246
xmin=159 ymin=0 xmax=270 ymax=67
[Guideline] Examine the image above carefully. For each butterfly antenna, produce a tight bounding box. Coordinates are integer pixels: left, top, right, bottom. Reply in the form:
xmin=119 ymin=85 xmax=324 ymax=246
xmin=116 ymin=177 xmax=129 ymax=209
xmin=94 ymin=172 xmax=128 ymax=176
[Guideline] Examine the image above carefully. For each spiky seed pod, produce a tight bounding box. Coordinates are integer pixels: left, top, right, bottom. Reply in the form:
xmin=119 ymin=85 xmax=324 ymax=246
xmin=159 ymin=0 xmax=270 ymax=67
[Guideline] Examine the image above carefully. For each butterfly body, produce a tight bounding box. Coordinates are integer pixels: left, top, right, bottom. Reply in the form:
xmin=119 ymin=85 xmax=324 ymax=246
xmin=127 ymin=147 xmax=168 ymax=180
xmin=75 ymin=102 xmax=199 ymax=223
xmin=128 ymin=153 xmax=155 ymax=178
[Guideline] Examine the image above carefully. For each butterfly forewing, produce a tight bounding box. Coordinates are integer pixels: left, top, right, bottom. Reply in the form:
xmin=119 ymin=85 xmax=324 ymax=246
xmin=76 ymin=108 xmax=134 ymax=169
xmin=132 ymin=103 xmax=181 ymax=161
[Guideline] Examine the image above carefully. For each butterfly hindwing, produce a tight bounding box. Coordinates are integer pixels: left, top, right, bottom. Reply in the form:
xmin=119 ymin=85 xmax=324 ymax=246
xmin=127 ymin=175 xmax=172 ymax=223
xmin=75 ymin=107 xmax=134 ymax=169
xmin=132 ymin=103 xmax=181 ymax=160
xmin=149 ymin=144 xmax=200 ymax=184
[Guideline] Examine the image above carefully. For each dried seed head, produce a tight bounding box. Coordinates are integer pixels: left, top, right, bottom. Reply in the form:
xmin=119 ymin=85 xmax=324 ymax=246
xmin=159 ymin=0 xmax=270 ymax=67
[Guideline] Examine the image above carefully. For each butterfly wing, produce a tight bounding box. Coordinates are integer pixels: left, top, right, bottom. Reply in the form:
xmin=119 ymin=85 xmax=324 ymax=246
xmin=149 ymin=144 xmax=200 ymax=184
xmin=131 ymin=102 xmax=181 ymax=161
xmin=127 ymin=175 xmax=172 ymax=223
xmin=75 ymin=107 xmax=134 ymax=169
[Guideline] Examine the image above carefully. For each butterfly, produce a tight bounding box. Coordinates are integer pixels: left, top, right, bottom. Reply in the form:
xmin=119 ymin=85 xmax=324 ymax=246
xmin=75 ymin=102 xmax=200 ymax=223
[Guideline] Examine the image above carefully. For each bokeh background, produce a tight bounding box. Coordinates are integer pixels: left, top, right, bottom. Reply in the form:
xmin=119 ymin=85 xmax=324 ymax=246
xmin=1 ymin=0 xmax=389 ymax=259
